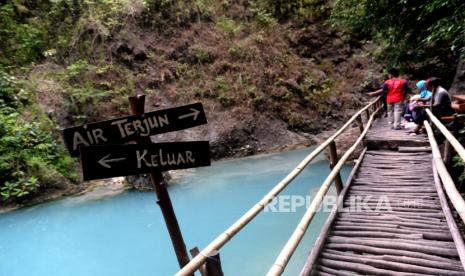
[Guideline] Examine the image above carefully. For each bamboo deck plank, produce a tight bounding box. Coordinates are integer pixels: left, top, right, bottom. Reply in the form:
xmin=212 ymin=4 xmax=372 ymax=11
xmin=304 ymin=148 xmax=465 ymax=275
xmin=364 ymin=117 xmax=430 ymax=150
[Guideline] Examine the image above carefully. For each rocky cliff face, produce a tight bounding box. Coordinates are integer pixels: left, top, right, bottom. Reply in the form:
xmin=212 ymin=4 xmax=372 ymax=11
xmin=21 ymin=1 xmax=397 ymax=194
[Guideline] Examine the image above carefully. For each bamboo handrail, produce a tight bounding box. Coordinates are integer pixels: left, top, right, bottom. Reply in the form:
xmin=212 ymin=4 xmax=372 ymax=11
xmin=299 ymin=147 xmax=368 ymax=276
xmin=425 ymin=108 xmax=465 ymax=162
xmin=424 ymin=121 xmax=465 ymax=223
xmin=424 ymin=121 xmax=465 ymax=269
xmin=266 ymin=106 xmax=381 ymax=276
xmin=175 ymin=97 xmax=381 ymax=276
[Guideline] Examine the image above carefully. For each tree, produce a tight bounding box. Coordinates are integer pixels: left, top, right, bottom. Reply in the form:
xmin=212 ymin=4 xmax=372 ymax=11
xmin=331 ymin=0 xmax=465 ymax=84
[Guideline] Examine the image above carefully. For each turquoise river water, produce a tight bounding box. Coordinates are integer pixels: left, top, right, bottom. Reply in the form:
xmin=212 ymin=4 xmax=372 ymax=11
xmin=0 ymin=148 xmax=351 ymax=276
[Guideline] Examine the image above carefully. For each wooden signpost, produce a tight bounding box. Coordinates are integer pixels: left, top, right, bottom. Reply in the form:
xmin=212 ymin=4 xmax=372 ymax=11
xmin=62 ymin=102 xmax=207 ymax=157
xmin=62 ymin=95 xmax=210 ymax=272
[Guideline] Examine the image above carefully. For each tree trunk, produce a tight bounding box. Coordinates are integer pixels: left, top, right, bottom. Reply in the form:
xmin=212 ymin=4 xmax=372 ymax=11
xmin=450 ymin=57 xmax=465 ymax=95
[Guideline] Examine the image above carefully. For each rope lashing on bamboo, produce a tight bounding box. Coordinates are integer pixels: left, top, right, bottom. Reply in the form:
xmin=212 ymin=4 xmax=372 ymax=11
xmin=266 ymin=105 xmax=382 ymax=276
xmin=175 ymin=99 xmax=381 ymax=276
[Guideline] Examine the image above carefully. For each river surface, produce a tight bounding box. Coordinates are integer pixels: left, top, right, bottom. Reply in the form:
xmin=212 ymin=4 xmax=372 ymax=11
xmin=0 ymin=148 xmax=351 ymax=276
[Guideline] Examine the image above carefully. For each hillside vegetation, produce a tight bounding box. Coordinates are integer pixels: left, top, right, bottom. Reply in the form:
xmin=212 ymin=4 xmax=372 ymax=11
xmin=1 ymin=0 xmax=464 ymax=205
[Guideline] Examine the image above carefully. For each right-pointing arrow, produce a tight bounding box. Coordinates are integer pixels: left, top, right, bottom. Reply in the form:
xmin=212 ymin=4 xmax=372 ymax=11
xmin=178 ymin=108 xmax=200 ymax=121
xmin=98 ymin=154 xmax=126 ymax=168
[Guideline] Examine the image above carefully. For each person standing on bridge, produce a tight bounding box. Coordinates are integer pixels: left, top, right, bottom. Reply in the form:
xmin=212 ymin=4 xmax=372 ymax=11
xmin=367 ymin=68 xmax=411 ymax=130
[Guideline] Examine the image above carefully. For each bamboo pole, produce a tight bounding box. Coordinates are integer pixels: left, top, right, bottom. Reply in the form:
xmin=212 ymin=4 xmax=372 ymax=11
xmin=318 ymin=258 xmax=411 ymax=276
xmin=320 ymin=252 xmax=463 ymax=275
xmin=327 ymin=236 xmax=459 ymax=257
xmin=425 ymin=121 xmax=465 ymax=270
xmin=322 ymin=249 xmax=463 ymax=270
xmin=356 ymin=115 xmax=364 ymax=133
xmin=328 ymin=141 xmax=343 ymax=194
xmin=424 ymin=121 xmax=465 ymax=224
xmin=426 ymin=108 xmax=465 ymax=162
xmin=267 ymin=106 xmax=381 ymax=276
xmin=205 ymin=251 xmax=224 ymax=276
xmin=444 ymin=140 xmax=453 ymax=167
xmin=189 ymin=247 xmax=207 ymax=276
xmin=325 ymin=243 xmax=458 ymax=263
xmin=316 ymin=265 xmax=354 ymax=276
xmin=174 ymin=98 xmax=381 ymax=276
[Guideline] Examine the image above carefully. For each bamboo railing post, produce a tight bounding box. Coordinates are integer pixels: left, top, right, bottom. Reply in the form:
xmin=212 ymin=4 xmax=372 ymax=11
xmin=328 ymin=141 xmax=343 ymax=194
xmin=365 ymin=109 xmax=370 ymax=121
xmin=205 ymin=251 xmax=224 ymax=276
xmin=356 ymin=115 xmax=364 ymax=133
xmin=443 ymin=140 xmax=453 ymax=167
xmin=374 ymin=101 xmax=380 ymax=118
xmin=190 ymin=247 xmax=207 ymax=276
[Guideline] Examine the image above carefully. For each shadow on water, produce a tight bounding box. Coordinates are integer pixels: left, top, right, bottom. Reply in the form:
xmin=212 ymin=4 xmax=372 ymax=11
xmin=0 ymin=147 xmax=352 ymax=276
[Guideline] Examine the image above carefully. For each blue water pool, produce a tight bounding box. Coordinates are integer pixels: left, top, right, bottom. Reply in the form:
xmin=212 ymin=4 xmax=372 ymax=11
xmin=0 ymin=148 xmax=351 ymax=276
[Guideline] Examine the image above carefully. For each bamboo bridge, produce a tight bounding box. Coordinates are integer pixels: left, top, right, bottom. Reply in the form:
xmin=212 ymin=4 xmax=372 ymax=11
xmin=175 ymin=97 xmax=465 ymax=276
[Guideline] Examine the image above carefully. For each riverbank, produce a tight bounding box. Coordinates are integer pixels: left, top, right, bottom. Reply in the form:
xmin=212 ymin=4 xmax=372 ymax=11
xmin=0 ymin=119 xmax=367 ymax=215
xmin=0 ymin=178 xmax=129 ymax=214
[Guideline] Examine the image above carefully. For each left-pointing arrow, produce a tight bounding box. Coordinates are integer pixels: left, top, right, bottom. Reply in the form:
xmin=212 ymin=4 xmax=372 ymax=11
xmin=98 ymin=154 xmax=126 ymax=168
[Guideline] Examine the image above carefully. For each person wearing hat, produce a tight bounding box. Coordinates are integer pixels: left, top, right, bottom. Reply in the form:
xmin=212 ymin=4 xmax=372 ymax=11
xmin=368 ymin=68 xmax=411 ymax=130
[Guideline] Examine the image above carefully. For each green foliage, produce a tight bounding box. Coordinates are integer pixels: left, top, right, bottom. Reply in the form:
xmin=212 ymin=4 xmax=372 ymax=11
xmin=1 ymin=176 xmax=39 ymax=201
xmin=58 ymin=59 xmax=114 ymax=123
xmin=142 ymin=0 xmax=214 ymax=30
xmin=331 ymin=0 xmax=465 ymax=80
xmin=303 ymin=77 xmax=333 ymax=109
xmin=452 ymin=114 xmax=465 ymax=188
xmin=453 ymin=155 xmax=465 ymax=184
xmin=216 ymin=17 xmax=243 ymax=37
xmin=0 ymin=71 xmax=20 ymax=105
xmin=422 ymin=0 xmax=465 ymax=53
xmin=252 ymin=7 xmax=277 ymax=27
xmin=252 ymin=0 xmax=328 ymax=21
xmin=214 ymin=76 xmax=233 ymax=106
xmin=0 ymin=70 xmax=76 ymax=203
xmin=194 ymin=48 xmax=214 ymax=64
xmin=228 ymin=42 xmax=249 ymax=60
xmin=0 ymin=3 xmax=48 ymax=66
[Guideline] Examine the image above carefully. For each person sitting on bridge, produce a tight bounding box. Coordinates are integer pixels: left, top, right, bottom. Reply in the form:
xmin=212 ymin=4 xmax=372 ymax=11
xmin=367 ymin=68 xmax=411 ymax=130
xmin=404 ymin=80 xmax=432 ymax=122
xmin=411 ymin=80 xmax=432 ymax=106
xmin=410 ymin=77 xmax=455 ymax=135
